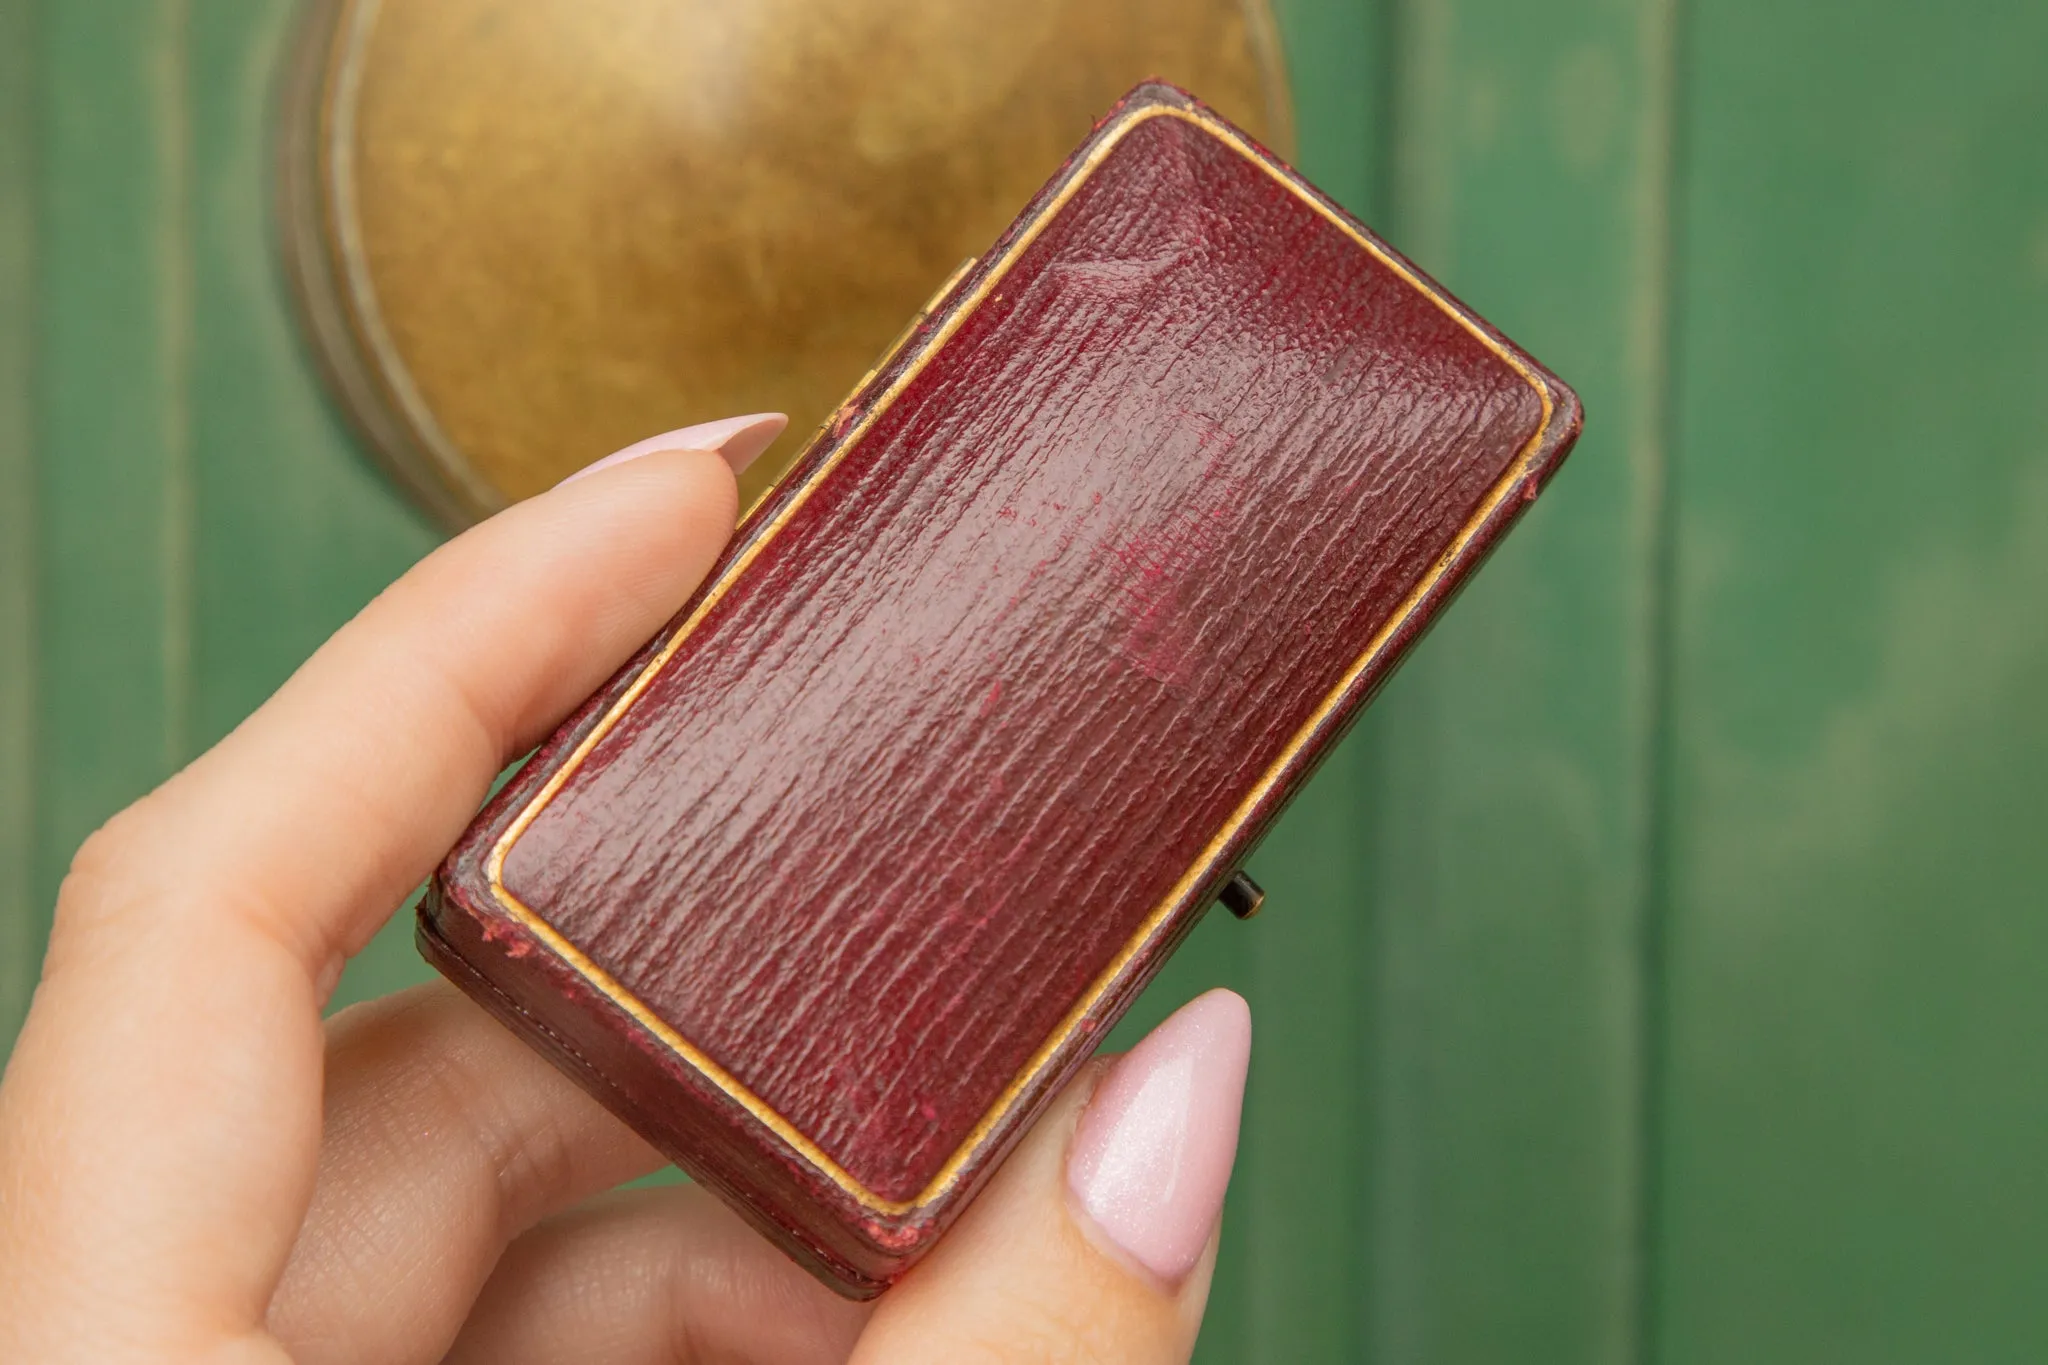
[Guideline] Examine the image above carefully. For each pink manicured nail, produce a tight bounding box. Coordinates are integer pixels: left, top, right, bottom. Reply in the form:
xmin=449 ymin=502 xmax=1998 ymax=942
xmin=557 ymin=412 xmax=788 ymax=486
xmin=1067 ymin=989 xmax=1251 ymax=1283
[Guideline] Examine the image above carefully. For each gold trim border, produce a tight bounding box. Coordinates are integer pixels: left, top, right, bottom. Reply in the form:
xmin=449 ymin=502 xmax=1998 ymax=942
xmin=485 ymin=102 xmax=1556 ymax=1218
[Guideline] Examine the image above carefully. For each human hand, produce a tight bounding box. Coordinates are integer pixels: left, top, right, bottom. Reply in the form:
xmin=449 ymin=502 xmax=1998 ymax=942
xmin=0 ymin=416 xmax=1251 ymax=1364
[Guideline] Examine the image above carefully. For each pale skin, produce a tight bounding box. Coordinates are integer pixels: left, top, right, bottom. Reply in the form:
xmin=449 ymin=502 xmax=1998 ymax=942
xmin=0 ymin=448 xmax=1217 ymax=1363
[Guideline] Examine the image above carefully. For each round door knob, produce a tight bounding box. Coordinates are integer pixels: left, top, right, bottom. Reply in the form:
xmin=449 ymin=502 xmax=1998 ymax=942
xmin=281 ymin=0 xmax=1293 ymax=526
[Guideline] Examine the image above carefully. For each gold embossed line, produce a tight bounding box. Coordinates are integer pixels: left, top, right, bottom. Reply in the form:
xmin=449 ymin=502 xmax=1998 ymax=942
xmin=487 ymin=100 xmax=1556 ymax=1218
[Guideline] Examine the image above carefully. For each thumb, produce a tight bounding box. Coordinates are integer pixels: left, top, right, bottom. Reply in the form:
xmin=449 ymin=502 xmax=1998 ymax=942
xmin=852 ymin=989 xmax=1252 ymax=1364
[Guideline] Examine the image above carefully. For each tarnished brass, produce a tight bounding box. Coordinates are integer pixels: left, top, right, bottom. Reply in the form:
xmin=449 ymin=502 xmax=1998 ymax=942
xmin=281 ymin=0 xmax=1294 ymax=526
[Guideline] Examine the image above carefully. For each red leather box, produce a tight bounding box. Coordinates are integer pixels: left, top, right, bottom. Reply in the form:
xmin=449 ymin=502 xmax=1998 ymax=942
xmin=421 ymin=80 xmax=1581 ymax=1297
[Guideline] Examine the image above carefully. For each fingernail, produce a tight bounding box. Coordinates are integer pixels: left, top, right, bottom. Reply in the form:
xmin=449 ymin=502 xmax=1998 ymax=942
xmin=557 ymin=412 xmax=788 ymax=486
xmin=1067 ymin=988 xmax=1251 ymax=1284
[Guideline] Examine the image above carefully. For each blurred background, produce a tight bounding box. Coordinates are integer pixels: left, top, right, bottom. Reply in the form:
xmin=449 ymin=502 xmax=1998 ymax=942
xmin=2 ymin=1 xmax=2045 ymax=1361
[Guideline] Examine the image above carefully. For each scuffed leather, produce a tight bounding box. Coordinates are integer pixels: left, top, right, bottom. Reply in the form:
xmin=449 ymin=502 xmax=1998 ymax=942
xmin=426 ymin=81 xmax=1581 ymax=1295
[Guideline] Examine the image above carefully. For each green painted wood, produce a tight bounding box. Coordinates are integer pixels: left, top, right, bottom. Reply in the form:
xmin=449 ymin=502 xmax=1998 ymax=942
xmin=1352 ymin=0 xmax=1681 ymax=1358
xmin=33 ymin=0 xmax=195 ymax=950
xmin=1653 ymin=2 xmax=2048 ymax=1361
xmin=0 ymin=0 xmax=38 ymax=1042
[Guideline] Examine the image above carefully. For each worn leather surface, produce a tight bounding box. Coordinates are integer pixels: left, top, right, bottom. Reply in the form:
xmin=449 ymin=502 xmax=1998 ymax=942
xmin=426 ymin=81 xmax=1580 ymax=1293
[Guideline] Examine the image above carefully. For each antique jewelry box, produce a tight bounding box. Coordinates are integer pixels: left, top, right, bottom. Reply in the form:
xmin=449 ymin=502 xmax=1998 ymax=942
xmin=421 ymin=81 xmax=1581 ymax=1297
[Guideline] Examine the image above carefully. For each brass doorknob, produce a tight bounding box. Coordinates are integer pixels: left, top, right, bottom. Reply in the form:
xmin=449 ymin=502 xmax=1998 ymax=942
xmin=281 ymin=0 xmax=1293 ymax=527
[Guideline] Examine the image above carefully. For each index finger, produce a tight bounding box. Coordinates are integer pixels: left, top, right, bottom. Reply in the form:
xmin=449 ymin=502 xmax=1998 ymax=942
xmin=60 ymin=429 xmax=759 ymax=983
xmin=0 ymin=423 xmax=767 ymax=1357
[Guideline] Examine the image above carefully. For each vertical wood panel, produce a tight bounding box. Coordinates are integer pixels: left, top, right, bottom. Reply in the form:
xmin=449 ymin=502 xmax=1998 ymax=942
xmin=0 ymin=0 xmax=38 ymax=1042
xmin=1241 ymin=739 xmax=1381 ymax=1363
xmin=1364 ymin=0 xmax=1680 ymax=1356
xmin=32 ymin=0 xmax=192 ymax=934
xmin=1655 ymin=2 xmax=2048 ymax=1360
xmin=158 ymin=0 xmax=195 ymax=772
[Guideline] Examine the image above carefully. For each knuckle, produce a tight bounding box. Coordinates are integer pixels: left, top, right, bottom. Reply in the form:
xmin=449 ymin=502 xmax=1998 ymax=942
xmin=407 ymin=1024 xmax=580 ymax=1239
xmin=489 ymin=1109 xmax=581 ymax=1236
xmin=50 ymin=803 xmax=164 ymax=936
xmin=62 ymin=809 xmax=141 ymax=891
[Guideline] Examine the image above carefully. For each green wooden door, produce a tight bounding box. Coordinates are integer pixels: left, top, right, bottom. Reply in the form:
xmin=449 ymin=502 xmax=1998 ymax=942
xmin=5 ymin=2 xmax=2045 ymax=1362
